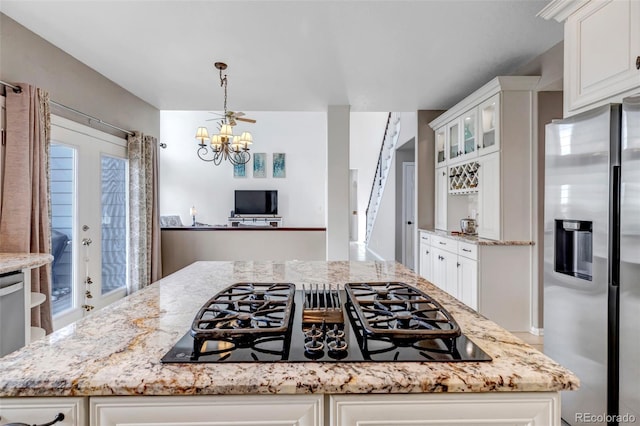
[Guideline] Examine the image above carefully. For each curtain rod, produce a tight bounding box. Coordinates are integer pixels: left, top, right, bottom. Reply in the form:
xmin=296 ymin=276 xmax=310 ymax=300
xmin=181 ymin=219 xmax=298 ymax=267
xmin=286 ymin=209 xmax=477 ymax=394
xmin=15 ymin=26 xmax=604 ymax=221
xmin=0 ymin=79 xmax=135 ymax=136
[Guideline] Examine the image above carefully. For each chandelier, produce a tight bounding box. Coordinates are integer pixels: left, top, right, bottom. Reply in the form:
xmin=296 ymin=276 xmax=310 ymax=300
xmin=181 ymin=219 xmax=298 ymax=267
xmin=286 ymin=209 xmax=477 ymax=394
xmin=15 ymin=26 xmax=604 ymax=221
xmin=195 ymin=62 xmax=254 ymax=165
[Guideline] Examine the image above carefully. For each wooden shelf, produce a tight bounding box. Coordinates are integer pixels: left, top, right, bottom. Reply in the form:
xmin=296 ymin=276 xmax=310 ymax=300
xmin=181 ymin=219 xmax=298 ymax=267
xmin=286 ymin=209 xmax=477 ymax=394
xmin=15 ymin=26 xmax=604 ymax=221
xmin=30 ymin=292 xmax=46 ymax=308
xmin=30 ymin=326 xmax=45 ymax=342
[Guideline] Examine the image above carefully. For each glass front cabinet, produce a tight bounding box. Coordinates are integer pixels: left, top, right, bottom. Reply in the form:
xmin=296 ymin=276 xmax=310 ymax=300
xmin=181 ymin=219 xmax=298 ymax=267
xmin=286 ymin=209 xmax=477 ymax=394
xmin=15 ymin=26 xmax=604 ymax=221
xmin=435 ymin=126 xmax=447 ymax=167
xmin=447 ymin=121 xmax=461 ymax=163
xmin=478 ymin=93 xmax=500 ymax=155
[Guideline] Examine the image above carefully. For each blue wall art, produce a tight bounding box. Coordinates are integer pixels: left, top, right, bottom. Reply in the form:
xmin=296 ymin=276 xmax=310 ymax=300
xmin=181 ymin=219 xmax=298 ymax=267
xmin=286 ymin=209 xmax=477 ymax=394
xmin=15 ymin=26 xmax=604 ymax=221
xmin=273 ymin=153 xmax=286 ymax=178
xmin=233 ymin=162 xmax=246 ymax=178
xmin=253 ymin=153 xmax=266 ymax=178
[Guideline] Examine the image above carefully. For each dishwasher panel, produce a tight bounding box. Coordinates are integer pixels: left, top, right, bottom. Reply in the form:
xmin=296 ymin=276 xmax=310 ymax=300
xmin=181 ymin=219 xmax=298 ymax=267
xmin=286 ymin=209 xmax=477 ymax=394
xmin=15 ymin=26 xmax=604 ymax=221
xmin=0 ymin=271 xmax=26 ymax=357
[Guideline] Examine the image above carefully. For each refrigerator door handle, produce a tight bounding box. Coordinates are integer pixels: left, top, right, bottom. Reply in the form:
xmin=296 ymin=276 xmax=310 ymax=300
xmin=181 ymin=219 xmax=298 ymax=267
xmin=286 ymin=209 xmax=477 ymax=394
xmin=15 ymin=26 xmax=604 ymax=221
xmin=611 ymin=164 xmax=621 ymax=287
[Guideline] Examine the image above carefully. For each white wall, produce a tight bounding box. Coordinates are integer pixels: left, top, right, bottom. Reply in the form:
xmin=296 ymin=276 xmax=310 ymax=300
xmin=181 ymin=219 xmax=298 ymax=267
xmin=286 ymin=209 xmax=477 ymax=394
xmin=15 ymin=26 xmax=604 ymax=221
xmin=160 ymin=111 xmax=327 ymax=227
xmin=326 ymin=105 xmax=351 ymax=260
xmin=349 ymin=112 xmax=389 ymax=242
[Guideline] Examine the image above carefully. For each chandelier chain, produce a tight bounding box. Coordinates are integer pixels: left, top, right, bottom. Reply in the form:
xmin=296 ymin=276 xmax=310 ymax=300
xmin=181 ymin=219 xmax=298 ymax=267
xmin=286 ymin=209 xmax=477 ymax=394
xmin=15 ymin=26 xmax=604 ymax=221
xmin=219 ymin=67 xmax=228 ymax=119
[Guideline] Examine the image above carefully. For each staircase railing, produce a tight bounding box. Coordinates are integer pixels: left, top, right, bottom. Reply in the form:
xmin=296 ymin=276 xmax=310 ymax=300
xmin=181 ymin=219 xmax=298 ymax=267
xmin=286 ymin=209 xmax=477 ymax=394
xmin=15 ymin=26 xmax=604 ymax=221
xmin=365 ymin=112 xmax=400 ymax=243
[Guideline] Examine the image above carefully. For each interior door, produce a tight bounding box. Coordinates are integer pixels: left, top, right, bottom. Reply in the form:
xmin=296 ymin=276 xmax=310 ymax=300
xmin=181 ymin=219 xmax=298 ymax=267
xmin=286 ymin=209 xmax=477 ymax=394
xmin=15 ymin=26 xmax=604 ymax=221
xmin=50 ymin=116 xmax=128 ymax=330
xmin=402 ymin=162 xmax=415 ymax=270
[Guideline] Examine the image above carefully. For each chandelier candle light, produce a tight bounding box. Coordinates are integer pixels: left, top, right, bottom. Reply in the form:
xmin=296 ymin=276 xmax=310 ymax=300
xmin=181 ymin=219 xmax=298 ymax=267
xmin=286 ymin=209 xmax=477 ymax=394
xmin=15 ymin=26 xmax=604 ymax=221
xmin=195 ymin=62 xmax=254 ymax=165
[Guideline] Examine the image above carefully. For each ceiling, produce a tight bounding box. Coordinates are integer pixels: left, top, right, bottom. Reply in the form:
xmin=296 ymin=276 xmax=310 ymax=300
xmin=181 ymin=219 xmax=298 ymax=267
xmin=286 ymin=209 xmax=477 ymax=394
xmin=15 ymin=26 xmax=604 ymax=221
xmin=0 ymin=1 xmax=563 ymax=112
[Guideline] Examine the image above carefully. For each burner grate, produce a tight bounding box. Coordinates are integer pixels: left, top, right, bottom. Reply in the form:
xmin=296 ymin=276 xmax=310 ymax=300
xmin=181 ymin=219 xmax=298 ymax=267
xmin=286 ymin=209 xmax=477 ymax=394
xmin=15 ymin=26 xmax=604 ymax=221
xmin=344 ymin=282 xmax=461 ymax=340
xmin=190 ymin=283 xmax=295 ymax=359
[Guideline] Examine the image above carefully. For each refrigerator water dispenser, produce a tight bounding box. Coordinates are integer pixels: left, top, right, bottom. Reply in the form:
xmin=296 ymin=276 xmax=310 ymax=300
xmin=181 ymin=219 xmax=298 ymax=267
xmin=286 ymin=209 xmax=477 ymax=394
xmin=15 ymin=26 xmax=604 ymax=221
xmin=555 ymin=219 xmax=593 ymax=281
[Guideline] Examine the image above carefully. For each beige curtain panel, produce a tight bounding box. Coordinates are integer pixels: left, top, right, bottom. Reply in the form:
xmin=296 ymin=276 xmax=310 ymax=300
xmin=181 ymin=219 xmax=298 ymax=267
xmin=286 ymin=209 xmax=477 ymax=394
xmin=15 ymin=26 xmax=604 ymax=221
xmin=0 ymin=84 xmax=53 ymax=334
xmin=128 ymin=131 xmax=162 ymax=294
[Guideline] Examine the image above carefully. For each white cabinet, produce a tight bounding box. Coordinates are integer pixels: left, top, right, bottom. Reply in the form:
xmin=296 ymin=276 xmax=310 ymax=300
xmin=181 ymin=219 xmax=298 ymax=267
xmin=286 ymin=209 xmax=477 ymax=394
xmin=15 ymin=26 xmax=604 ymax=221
xmin=541 ymin=0 xmax=640 ymax=117
xmin=330 ymin=392 xmax=561 ymax=426
xmin=418 ymin=232 xmax=433 ymax=282
xmin=430 ymin=236 xmax=460 ymax=300
xmin=434 ymin=247 xmax=458 ymax=298
xmin=0 ymin=397 xmax=87 ymax=426
xmin=457 ymin=254 xmax=478 ymax=310
xmin=435 ymin=126 xmax=447 ymax=167
xmin=478 ymin=93 xmax=500 ymax=156
xmin=420 ymin=231 xmax=532 ymax=330
xmin=446 ymin=118 xmax=462 ymax=163
xmin=429 ymin=76 xmax=538 ymax=241
xmin=477 ymin=151 xmax=501 ymax=240
xmin=434 ymin=166 xmax=448 ymax=231
xmin=90 ymin=395 xmax=323 ymax=426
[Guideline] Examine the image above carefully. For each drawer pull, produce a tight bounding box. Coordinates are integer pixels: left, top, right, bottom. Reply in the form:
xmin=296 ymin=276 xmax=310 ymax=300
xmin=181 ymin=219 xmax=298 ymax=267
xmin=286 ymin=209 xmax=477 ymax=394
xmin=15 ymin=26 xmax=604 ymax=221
xmin=462 ymin=248 xmax=472 ymax=252
xmin=636 ymin=55 xmax=640 ymax=70
xmin=5 ymin=413 xmax=65 ymax=426
xmin=438 ymin=241 xmax=446 ymax=245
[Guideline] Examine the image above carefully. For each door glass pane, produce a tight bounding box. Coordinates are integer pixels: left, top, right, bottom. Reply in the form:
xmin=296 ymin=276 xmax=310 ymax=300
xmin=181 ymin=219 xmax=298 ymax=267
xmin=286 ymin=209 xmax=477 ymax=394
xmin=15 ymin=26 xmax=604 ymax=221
xmin=50 ymin=144 xmax=75 ymax=315
xmin=463 ymin=112 xmax=476 ymax=154
xmin=449 ymin=123 xmax=459 ymax=159
xmin=481 ymin=102 xmax=496 ymax=148
xmin=101 ymin=155 xmax=127 ymax=294
xmin=436 ymin=129 xmax=446 ymax=164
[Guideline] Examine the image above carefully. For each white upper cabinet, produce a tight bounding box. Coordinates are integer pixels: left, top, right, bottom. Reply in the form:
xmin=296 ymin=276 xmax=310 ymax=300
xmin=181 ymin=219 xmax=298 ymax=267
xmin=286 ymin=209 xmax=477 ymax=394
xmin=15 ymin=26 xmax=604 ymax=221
xmin=461 ymin=108 xmax=478 ymax=160
xmin=478 ymin=94 xmax=500 ymax=156
xmin=540 ymin=0 xmax=640 ymax=117
xmin=435 ymin=126 xmax=447 ymax=167
xmin=429 ymin=76 xmax=539 ymax=241
xmin=447 ymin=120 xmax=461 ymax=163
xmin=450 ymin=108 xmax=479 ymax=164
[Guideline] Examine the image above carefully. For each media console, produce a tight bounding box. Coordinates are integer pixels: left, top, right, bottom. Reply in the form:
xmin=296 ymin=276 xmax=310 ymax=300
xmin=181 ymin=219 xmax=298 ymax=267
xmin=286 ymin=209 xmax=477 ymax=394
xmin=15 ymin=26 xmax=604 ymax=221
xmin=227 ymin=215 xmax=282 ymax=228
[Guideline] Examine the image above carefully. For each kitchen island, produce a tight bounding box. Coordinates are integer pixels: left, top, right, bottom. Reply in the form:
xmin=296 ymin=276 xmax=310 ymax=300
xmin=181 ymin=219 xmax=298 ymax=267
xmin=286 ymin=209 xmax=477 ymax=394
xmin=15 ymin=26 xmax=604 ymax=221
xmin=0 ymin=261 xmax=578 ymax=426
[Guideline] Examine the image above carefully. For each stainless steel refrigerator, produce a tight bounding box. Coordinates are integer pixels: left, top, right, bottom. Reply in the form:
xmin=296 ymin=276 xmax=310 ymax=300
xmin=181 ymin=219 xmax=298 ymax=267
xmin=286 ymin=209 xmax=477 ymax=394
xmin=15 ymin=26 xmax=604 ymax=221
xmin=545 ymin=96 xmax=640 ymax=426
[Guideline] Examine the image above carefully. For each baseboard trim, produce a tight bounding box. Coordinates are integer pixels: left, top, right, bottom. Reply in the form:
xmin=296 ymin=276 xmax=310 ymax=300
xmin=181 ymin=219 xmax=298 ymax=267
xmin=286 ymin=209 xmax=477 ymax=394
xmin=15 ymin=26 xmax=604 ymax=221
xmin=529 ymin=327 xmax=544 ymax=336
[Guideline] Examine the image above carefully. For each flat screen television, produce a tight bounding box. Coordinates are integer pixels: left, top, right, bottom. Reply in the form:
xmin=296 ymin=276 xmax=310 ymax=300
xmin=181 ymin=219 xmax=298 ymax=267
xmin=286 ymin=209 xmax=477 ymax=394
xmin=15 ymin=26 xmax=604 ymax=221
xmin=234 ymin=190 xmax=278 ymax=215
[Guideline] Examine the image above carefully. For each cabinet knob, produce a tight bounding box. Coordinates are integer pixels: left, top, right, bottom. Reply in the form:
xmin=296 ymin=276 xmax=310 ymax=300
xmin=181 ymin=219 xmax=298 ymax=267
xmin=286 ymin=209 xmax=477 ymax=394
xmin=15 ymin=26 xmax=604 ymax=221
xmin=477 ymin=144 xmax=481 ymax=149
xmin=426 ymin=250 xmax=429 ymax=254
xmin=637 ymin=55 xmax=640 ymax=70
xmin=442 ymin=171 xmax=446 ymax=176
xmin=457 ymin=262 xmax=460 ymax=267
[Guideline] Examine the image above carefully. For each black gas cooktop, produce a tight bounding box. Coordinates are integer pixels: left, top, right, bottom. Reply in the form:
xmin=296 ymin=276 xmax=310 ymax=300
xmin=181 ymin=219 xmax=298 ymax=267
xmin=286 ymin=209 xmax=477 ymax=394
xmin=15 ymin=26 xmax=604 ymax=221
xmin=161 ymin=282 xmax=491 ymax=363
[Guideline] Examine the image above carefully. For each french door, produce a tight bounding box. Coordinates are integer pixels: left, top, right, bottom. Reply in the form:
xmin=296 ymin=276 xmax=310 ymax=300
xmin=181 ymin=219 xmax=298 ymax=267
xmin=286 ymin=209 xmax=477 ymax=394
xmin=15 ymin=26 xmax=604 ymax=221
xmin=50 ymin=116 xmax=128 ymax=330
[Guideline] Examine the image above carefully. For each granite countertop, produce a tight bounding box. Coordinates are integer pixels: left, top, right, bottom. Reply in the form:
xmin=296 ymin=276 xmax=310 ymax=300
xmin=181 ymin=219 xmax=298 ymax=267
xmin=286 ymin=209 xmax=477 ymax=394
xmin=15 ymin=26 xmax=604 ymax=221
xmin=0 ymin=261 xmax=577 ymax=397
xmin=0 ymin=253 xmax=53 ymax=274
xmin=419 ymin=229 xmax=534 ymax=246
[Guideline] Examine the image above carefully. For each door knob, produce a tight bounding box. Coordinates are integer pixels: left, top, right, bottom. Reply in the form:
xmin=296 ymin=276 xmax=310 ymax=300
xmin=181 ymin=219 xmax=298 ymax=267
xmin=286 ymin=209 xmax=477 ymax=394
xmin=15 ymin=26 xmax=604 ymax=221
xmin=82 ymin=238 xmax=92 ymax=246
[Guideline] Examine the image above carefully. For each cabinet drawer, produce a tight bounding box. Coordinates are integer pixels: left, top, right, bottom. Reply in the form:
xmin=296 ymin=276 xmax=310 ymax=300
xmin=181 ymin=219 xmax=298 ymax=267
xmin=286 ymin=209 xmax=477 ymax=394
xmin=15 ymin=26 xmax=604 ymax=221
xmin=458 ymin=242 xmax=478 ymax=260
xmin=419 ymin=232 xmax=431 ymax=245
xmin=431 ymin=235 xmax=458 ymax=252
xmin=0 ymin=397 xmax=87 ymax=426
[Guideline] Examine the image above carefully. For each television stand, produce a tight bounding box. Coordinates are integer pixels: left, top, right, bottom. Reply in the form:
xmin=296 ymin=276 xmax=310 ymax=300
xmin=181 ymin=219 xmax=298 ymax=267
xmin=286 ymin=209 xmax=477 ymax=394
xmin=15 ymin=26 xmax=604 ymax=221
xmin=228 ymin=216 xmax=282 ymax=228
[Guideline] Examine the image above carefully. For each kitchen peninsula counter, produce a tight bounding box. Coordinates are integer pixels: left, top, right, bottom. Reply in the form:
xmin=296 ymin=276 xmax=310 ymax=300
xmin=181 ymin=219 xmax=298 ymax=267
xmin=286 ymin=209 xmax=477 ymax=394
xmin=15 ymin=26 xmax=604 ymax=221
xmin=0 ymin=260 xmax=576 ymax=397
xmin=0 ymin=261 xmax=578 ymax=425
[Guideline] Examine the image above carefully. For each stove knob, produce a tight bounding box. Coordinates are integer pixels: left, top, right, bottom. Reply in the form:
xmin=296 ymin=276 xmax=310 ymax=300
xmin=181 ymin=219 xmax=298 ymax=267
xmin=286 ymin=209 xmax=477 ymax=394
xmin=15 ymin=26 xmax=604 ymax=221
xmin=326 ymin=324 xmax=345 ymax=340
xmin=304 ymin=324 xmax=324 ymax=340
xmin=304 ymin=336 xmax=325 ymax=353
